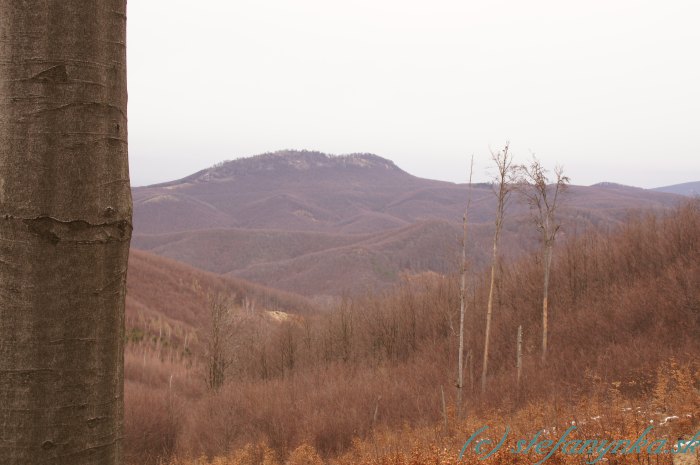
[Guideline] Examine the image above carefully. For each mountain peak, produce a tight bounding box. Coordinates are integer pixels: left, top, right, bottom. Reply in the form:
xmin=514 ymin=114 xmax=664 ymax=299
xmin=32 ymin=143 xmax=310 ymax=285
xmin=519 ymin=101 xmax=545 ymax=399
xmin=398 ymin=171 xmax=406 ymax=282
xmin=590 ymin=182 xmax=636 ymax=189
xmin=175 ymin=150 xmax=402 ymax=184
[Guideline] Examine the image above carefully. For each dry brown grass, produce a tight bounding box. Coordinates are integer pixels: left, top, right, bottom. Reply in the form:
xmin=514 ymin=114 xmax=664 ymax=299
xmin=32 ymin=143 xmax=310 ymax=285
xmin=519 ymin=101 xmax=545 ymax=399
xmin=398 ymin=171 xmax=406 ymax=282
xmin=152 ymin=360 xmax=699 ymax=465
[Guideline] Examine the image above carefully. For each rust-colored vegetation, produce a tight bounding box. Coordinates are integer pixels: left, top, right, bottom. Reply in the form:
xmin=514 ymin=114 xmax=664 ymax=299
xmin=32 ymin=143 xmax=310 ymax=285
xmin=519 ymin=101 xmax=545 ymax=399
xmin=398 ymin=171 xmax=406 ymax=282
xmin=124 ymin=202 xmax=700 ymax=465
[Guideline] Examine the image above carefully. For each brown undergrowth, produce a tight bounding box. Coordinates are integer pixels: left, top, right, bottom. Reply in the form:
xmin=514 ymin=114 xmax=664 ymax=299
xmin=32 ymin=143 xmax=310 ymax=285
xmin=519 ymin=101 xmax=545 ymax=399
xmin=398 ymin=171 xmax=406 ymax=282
xmin=124 ymin=202 xmax=700 ymax=465
xmin=161 ymin=359 xmax=700 ymax=465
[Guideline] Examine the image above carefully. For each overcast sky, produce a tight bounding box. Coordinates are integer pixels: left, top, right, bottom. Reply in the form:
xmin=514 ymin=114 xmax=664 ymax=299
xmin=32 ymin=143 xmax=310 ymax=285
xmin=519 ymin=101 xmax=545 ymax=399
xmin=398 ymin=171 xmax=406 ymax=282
xmin=127 ymin=0 xmax=699 ymax=188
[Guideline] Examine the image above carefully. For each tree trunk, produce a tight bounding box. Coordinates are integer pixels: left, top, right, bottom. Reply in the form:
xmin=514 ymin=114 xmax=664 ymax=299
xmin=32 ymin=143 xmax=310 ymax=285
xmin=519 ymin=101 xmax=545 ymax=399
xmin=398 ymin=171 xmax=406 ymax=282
xmin=0 ymin=2 xmax=131 ymax=464
xmin=457 ymin=212 xmax=467 ymax=417
xmin=541 ymin=242 xmax=553 ymax=363
xmin=481 ymin=145 xmax=511 ymax=396
xmin=482 ymin=214 xmax=504 ymax=395
xmin=481 ymin=239 xmax=498 ymax=394
xmin=457 ymin=156 xmax=473 ymax=419
xmin=516 ymin=325 xmax=522 ymax=389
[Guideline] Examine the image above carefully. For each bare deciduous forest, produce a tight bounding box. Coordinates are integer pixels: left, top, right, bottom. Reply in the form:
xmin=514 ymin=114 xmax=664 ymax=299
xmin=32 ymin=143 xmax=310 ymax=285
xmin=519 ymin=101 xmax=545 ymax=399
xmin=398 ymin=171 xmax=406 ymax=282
xmin=123 ymin=201 xmax=700 ymax=465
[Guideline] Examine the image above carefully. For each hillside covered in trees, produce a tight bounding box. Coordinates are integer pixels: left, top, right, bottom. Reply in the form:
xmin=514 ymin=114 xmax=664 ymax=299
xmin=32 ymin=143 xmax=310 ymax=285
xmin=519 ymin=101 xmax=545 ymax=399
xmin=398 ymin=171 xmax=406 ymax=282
xmin=123 ymin=201 xmax=700 ymax=465
xmin=131 ymin=150 xmax=685 ymax=297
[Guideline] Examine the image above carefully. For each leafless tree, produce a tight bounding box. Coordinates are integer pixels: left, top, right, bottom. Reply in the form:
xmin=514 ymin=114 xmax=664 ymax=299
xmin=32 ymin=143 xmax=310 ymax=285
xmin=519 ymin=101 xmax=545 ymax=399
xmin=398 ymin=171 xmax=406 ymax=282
xmin=520 ymin=157 xmax=569 ymax=363
xmin=457 ymin=156 xmax=474 ymax=418
xmin=482 ymin=143 xmax=516 ymax=395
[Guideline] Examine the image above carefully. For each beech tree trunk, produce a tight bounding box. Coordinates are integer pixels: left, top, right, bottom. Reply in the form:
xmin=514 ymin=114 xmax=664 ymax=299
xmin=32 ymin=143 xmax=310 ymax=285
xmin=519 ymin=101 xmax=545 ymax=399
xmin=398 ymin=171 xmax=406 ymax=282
xmin=0 ymin=2 xmax=131 ymax=464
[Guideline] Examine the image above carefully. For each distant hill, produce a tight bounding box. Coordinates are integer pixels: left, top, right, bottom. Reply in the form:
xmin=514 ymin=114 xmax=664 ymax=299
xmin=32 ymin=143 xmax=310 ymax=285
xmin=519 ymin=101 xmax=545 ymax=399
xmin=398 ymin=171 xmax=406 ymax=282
xmin=653 ymin=181 xmax=700 ymax=197
xmin=133 ymin=150 xmax=444 ymax=234
xmin=131 ymin=150 xmax=685 ymax=296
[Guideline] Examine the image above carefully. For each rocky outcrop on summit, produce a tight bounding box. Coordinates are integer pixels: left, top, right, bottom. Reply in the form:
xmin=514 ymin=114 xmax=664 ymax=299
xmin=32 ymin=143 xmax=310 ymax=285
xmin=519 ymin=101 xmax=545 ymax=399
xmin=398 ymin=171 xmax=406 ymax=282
xmin=156 ymin=150 xmax=403 ymax=186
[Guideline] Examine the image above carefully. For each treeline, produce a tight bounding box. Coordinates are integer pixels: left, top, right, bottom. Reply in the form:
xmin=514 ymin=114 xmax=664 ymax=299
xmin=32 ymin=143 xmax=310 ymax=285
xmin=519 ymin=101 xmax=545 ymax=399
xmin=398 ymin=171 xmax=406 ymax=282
xmin=123 ymin=201 xmax=700 ymax=464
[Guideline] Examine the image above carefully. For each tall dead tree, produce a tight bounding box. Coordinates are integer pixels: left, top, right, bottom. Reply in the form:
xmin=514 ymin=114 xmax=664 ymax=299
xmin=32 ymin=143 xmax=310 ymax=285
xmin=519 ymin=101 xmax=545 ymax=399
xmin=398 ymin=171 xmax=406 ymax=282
xmin=481 ymin=143 xmax=515 ymax=395
xmin=457 ymin=156 xmax=474 ymax=419
xmin=0 ymin=2 xmax=131 ymax=464
xmin=521 ymin=158 xmax=569 ymax=363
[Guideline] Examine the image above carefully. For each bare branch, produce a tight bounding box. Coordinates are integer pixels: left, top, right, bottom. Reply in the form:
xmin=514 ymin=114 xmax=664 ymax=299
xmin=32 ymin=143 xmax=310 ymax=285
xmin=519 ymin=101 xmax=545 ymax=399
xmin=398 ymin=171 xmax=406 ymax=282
xmin=482 ymin=142 xmax=517 ymax=394
xmin=518 ymin=156 xmax=569 ymax=363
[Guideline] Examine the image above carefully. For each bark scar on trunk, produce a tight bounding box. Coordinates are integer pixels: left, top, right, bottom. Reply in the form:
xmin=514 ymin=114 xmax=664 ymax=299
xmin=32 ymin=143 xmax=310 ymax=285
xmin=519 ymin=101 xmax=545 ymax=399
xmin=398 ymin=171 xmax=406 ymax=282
xmin=11 ymin=215 xmax=132 ymax=245
xmin=30 ymin=64 xmax=69 ymax=83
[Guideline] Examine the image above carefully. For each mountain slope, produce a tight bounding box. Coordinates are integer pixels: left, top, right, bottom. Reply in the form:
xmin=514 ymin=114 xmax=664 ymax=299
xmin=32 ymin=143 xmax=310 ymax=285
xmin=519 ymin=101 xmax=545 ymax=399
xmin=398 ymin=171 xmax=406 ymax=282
xmin=133 ymin=150 xmax=430 ymax=234
xmin=653 ymin=180 xmax=700 ymax=197
xmin=131 ymin=150 xmax=686 ymax=296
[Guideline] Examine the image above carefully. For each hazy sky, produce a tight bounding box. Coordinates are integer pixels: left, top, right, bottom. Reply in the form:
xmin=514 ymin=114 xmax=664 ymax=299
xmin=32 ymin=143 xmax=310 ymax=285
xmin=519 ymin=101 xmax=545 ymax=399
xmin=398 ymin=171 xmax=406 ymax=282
xmin=127 ymin=0 xmax=700 ymax=188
